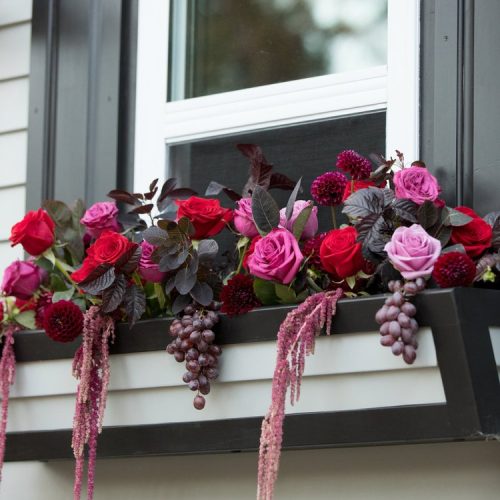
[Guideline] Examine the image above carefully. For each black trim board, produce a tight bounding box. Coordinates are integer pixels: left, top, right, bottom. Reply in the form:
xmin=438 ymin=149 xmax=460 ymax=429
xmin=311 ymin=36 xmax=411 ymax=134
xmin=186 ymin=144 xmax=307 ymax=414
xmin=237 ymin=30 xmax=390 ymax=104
xmin=5 ymin=288 xmax=500 ymax=461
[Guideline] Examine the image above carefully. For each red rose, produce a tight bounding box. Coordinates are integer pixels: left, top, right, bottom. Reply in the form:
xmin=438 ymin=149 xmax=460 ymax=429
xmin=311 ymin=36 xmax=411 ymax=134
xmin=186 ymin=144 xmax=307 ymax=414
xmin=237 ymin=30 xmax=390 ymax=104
xmin=9 ymin=209 xmax=55 ymax=256
xmin=71 ymin=230 xmax=137 ymax=284
xmin=450 ymin=206 xmax=492 ymax=258
xmin=319 ymin=226 xmax=366 ymax=279
xmin=342 ymin=180 xmax=377 ymax=202
xmin=87 ymin=230 xmax=137 ymax=265
xmin=176 ymin=197 xmax=233 ymax=240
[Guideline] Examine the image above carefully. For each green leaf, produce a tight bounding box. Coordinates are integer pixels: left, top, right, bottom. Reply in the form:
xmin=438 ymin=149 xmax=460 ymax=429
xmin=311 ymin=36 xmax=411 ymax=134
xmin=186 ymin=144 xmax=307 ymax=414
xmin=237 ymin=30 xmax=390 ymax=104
xmin=236 ymin=236 xmax=250 ymax=250
xmin=285 ymin=177 xmax=302 ymax=221
xmin=417 ymin=201 xmax=440 ymax=228
xmin=292 ymin=202 xmax=313 ymax=240
xmin=15 ymin=310 xmax=36 ymax=330
xmin=345 ymin=275 xmax=356 ymax=290
xmin=251 ymin=185 xmax=280 ymax=235
xmin=253 ymin=278 xmax=278 ymax=306
xmin=442 ymin=244 xmax=466 ymax=254
xmin=154 ymin=282 xmax=166 ymax=309
xmin=42 ymin=248 xmax=56 ymax=267
xmin=52 ymin=288 xmax=75 ymax=302
xmin=43 ymin=200 xmax=72 ymax=227
xmin=444 ymin=207 xmax=473 ymax=227
xmin=274 ymin=283 xmax=297 ymax=304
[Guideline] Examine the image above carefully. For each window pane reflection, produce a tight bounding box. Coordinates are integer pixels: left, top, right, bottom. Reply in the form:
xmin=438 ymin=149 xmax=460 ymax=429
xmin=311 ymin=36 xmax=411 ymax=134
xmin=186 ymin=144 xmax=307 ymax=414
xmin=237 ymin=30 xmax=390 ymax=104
xmin=168 ymin=0 xmax=387 ymax=101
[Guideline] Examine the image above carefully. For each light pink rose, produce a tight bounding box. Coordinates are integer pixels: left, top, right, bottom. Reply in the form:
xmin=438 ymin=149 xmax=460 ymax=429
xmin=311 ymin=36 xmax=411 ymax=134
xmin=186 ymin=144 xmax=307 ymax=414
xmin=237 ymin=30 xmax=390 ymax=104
xmin=279 ymin=200 xmax=318 ymax=240
xmin=81 ymin=201 xmax=120 ymax=238
xmin=138 ymin=241 xmax=166 ymax=283
xmin=233 ymin=198 xmax=259 ymax=238
xmin=384 ymin=224 xmax=441 ymax=280
xmin=393 ymin=166 xmax=440 ymax=205
xmin=1 ymin=260 xmax=45 ymax=299
xmin=247 ymin=228 xmax=303 ymax=284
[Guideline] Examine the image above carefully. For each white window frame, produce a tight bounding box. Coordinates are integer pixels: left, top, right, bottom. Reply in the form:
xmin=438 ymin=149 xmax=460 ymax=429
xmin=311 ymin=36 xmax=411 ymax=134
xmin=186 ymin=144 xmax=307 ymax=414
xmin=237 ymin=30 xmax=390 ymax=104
xmin=133 ymin=0 xmax=420 ymax=192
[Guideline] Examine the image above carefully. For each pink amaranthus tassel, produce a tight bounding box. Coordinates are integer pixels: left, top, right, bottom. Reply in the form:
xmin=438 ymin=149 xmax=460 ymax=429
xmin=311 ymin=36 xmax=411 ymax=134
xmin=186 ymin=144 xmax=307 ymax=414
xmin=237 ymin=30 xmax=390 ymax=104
xmin=257 ymin=289 xmax=343 ymax=500
xmin=72 ymin=306 xmax=115 ymax=500
xmin=0 ymin=323 xmax=19 ymax=480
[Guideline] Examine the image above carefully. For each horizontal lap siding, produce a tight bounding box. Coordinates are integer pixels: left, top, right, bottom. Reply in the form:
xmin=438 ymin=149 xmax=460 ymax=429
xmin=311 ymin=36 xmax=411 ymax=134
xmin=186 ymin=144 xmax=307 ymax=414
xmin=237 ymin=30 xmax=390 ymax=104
xmin=0 ymin=1 xmax=31 ymax=278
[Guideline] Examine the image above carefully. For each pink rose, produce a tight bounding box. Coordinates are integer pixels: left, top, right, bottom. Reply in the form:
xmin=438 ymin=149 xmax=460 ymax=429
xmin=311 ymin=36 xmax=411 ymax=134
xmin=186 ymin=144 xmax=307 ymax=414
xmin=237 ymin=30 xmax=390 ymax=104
xmin=81 ymin=201 xmax=120 ymax=238
xmin=384 ymin=224 xmax=441 ymax=280
xmin=1 ymin=260 xmax=45 ymax=300
xmin=234 ymin=198 xmax=259 ymax=238
xmin=138 ymin=241 xmax=166 ymax=283
xmin=394 ymin=166 xmax=440 ymax=205
xmin=279 ymin=200 xmax=318 ymax=240
xmin=247 ymin=228 xmax=303 ymax=284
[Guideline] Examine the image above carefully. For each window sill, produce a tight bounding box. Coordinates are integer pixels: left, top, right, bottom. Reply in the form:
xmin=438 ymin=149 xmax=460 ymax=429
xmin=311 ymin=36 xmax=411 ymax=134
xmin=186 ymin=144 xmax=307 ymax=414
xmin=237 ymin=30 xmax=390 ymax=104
xmin=6 ymin=288 xmax=500 ymax=461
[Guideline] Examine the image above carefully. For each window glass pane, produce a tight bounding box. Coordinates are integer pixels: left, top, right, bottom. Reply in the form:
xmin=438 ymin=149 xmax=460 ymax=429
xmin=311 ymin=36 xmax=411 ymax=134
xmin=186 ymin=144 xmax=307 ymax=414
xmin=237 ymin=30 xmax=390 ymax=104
xmin=168 ymin=0 xmax=387 ymax=101
xmin=167 ymin=111 xmax=386 ymax=252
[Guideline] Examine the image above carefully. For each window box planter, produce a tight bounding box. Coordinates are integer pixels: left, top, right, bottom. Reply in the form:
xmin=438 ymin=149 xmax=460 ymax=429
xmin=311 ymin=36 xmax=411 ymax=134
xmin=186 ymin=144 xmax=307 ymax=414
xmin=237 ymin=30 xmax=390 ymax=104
xmin=5 ymin=288 xmax=500 ymax=462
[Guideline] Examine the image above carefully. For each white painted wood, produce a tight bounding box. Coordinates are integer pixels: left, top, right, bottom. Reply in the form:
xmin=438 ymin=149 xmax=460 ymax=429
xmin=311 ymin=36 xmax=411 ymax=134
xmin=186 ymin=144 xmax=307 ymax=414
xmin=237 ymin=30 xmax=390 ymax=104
xmin=7 ymin=328 xmax=445 ymax=432
xmin=0 ymin=0 xmax=31 ymax=26
xmin=0 ymin=131 xmax=27 ymax=186
xmin=3 ymin=442 xmax=500 ymax=500
xmin=386 ymin=0 xmax=420 ymax=161
xmin=0 ymin=240 xmax=22 ymax=273
xmin=11 ymin=328 xmax=439 ymax=398
xmin=0 ymin=23 xmax=31 ymax=80
xmin=0 ymin=77 xmax=29 ymax=133
xmin=0 ymin=185 xmax=25 ymax=240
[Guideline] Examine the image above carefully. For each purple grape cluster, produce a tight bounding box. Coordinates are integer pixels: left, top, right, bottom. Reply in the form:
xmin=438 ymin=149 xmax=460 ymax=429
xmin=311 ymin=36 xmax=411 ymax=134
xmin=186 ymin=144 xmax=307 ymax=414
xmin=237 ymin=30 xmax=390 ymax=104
xmin=375 ymin=278 xmax=426 ymax=365
xmin=166 ymin=303 xmax=222 ymax=410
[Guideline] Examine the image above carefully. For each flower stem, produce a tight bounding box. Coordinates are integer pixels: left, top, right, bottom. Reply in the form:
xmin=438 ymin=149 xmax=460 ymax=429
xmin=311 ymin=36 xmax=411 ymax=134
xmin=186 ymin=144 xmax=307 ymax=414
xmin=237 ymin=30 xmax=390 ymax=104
xmin=55 ymin=258 xmax=77 ymax=287
xmin=330 ymin=206 xmax=338 ymax=229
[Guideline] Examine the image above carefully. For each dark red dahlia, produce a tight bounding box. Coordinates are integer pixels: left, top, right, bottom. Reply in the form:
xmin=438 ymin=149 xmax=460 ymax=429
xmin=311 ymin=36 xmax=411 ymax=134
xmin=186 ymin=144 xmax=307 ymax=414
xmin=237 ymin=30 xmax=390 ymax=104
xmin=302 ymin=233 xmax=327 ymax=270
xmin=43 ymin=300 xmax=84 ymax=342
xmin=220 ymin=275 xmax=261 ymax=316
xmin=35 ymin=291 xmax=53 ymax=329
xmin=432 ymin=251 xmax=476 ymax=288
xmin=336 ymin=150 xmax=372 ymax=180
xmin=310 ymin=171 xmax=348 ymax=206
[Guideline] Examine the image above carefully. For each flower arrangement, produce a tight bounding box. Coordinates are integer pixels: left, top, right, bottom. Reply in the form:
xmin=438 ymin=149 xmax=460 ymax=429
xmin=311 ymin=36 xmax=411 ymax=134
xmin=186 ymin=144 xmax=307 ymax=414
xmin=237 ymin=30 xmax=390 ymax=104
xmin=0 ymin=144 xmax=499 ymax=499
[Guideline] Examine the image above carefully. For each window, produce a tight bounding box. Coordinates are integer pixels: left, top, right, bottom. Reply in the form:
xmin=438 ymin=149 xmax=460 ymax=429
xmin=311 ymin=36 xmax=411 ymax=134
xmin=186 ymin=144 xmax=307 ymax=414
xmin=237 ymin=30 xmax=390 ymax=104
xmin=134 ymin=0 xmax=419 ymax=192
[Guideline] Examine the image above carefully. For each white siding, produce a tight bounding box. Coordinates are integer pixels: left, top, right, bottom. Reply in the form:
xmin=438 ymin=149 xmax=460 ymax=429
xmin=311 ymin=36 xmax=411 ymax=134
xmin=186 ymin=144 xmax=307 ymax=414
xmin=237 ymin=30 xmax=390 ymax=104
xmin=0 ymin=1 xmax=30 ymax=278
xmin=2 ymin=442 xmax=500 ymax=499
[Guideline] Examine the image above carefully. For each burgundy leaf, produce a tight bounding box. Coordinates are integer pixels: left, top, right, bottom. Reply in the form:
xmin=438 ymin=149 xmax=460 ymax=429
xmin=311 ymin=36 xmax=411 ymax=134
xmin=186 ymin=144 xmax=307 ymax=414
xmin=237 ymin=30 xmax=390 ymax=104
xmin=144 ymin=187 xmax=158 ymax=200
xmin=149 ymin=178 xmax=159 ymax=192
xmin=167 ymin=188 xmax=197 ymax=198
xmin=158 ymin=178 xmax=178 ymax=203
xmin=123 ymin=284 xmax=146 ymax=327
xmin=269 ymin=172 xmax=296 ymax=191
xmin=80 ymin=267 xmax=116 ymax=295
xmin=129 ymin=203 xmax=154 ymax=214
xmin=101 ymin=274 xmax=127 ymax=313
xmin=107 ymin=189 xmax=139 ymax=205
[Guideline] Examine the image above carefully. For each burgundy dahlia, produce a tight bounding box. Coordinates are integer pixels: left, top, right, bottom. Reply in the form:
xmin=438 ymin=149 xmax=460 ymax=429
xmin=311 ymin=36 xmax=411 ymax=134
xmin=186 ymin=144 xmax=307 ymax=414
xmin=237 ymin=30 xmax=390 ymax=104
xmin=35 ymin=291 xmax=53 ymax=329
xmin=43 ymin=300 xmax=84 ymax=342
xmin=432 ymin=251 xmax=476 ymax=288
xmin=310 ymin=172 xmax=348 ymax=206
xmin=302 ymin=233 xmax=327 ymax=270
xmin=336 ymin=150 xmax=372 ymax=180
xmin=220 ymin=275 xmax=261 ymax=316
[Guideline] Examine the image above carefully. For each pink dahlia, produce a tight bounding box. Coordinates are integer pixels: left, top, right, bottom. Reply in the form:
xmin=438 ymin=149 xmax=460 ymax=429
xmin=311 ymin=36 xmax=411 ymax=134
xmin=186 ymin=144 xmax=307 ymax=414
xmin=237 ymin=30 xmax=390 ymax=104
xmin=310 ymin=172 xmax=348 ymax=206
xmin=336 ymin=150 xmax=372 ymax=180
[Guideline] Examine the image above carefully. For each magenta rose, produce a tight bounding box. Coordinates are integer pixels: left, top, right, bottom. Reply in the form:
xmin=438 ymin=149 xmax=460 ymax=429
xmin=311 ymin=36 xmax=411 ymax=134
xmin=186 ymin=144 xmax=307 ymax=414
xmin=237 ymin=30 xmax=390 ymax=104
xmin=384 ymin=224 xmax=441 ymax=280
xmin=1 ymin=260 xmax=45 ymax=300
xmin=81 ymin=201 xmax=120 ymax=238
xmin=233 ymin=197 xmax=259 ymax=238
xmin=394 ymin=166 xmax=440 ymax=205
xmin=138 ymin=240 xmax=166 ymax=283
xmin=247 ymin=228 xmax=303 ymax=284
xmin=279 ymin=200 xmax=318 ymax=240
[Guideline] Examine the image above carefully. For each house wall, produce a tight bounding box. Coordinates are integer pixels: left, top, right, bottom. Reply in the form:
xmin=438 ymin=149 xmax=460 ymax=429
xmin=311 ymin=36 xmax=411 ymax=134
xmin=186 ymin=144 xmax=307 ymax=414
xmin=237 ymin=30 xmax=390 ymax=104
xmin=0 ymin=0 xmax=31 ymax=273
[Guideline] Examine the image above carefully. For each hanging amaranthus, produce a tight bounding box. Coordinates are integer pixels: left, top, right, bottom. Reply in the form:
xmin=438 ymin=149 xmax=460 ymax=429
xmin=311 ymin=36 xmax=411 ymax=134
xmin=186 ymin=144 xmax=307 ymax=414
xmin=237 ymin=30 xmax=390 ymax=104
xmin=0 ymin=323 xmax=19 ymax=480
xmin=72 ymin=306 xmax=115 ymax=500
xmin=257 ymin=288 xmax=343 ymax=500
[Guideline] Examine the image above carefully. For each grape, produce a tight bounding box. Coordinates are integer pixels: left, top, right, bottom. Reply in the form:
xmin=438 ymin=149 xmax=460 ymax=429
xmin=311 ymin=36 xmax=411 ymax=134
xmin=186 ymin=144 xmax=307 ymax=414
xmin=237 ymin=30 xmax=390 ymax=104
xmin=386 ymin=306 xmax=400 ymax=321
xmin=401 ymin=328 xmax=413 ymax=343
xmin=375 ymin=306 xmax=389 ymax=325
xmin=403 ymin=282 xmax=418 ymax=296
xmin=415 ymin=278 xmax=426 ymax=291
xmin=380 ymin=334 xmax=395 ymax=347
xmin=166 ymin=302 xmax=222 ymax=410
xmin=391 ymin=341 xmax=404 ymax=356
xmin=388 ymin=321 xmax=401 ymax=338
xmin=392 ymin=292 xmax=404 ymax=306
xmin=379 ymin=322 xmax=390 ymax=336
xmin=401 ymin=302 xmax=416 ymax=317
xmin=403 ymin=345 xmax=416 ymax=364
xmin=397 ymin=312 xmax=411 ymax=328
xmin=193 ymin=395 xmax=206 ymax=410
